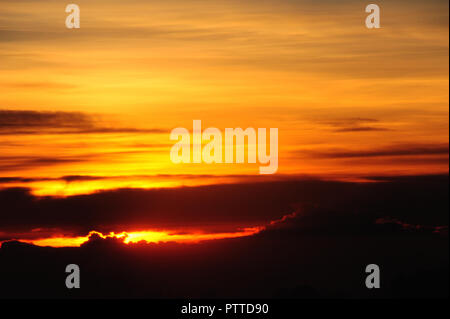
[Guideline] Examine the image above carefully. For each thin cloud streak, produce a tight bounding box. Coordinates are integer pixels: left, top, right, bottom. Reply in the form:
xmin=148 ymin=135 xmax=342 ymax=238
xmin=302 ymin=143 xmax=449 ymax=159
xmin=0 ymin=110 xmax=166 ymax=135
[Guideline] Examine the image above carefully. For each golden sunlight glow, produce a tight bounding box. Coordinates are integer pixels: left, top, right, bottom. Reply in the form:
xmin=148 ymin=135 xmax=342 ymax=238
xmin=18 ymin=228 xmax=264 ymax=248
xmin=2 ymin=212 xmax=297 ymax=248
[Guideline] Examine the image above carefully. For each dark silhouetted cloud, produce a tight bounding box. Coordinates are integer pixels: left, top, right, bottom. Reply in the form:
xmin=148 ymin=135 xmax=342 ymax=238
xmin=0 ymin=175 xmax=448 ymax=238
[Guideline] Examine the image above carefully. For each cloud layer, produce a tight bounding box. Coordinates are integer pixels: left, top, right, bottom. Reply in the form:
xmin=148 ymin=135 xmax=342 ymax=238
xmin=0 ymin=175 xmax=447 ymax=239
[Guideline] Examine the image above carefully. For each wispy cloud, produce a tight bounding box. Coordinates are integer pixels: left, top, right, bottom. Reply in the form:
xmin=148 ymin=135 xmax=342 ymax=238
xmin=0 ymin=110 xmax=166 ymax=135
xmin=304 ymin=143 xmax=449 ymax=159
xmin=317 ymin=117 xmax=391 ymax=133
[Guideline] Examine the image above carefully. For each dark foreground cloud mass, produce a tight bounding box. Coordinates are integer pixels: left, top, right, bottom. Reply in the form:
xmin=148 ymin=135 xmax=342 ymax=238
xmin=0 ymin=175 xmax=448 ymax=298
xmin=0 ymin=175 xmax=448 ymax=236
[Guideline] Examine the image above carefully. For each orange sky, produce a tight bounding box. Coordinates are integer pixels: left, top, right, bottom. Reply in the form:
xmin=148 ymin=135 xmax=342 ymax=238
xmin=0 ymin=0 xmax=448 ymax=196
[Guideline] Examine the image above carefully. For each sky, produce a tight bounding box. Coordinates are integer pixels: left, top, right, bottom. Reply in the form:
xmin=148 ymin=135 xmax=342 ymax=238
xmin=0 ymin=0 xmax=448 ymax=196
xmin=0 ymin=1 xmax=448 ymax=300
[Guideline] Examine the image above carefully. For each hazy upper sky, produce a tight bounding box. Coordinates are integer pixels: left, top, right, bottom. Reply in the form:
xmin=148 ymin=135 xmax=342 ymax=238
xmin=0 ymin=0 xmax=448 ymax=195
